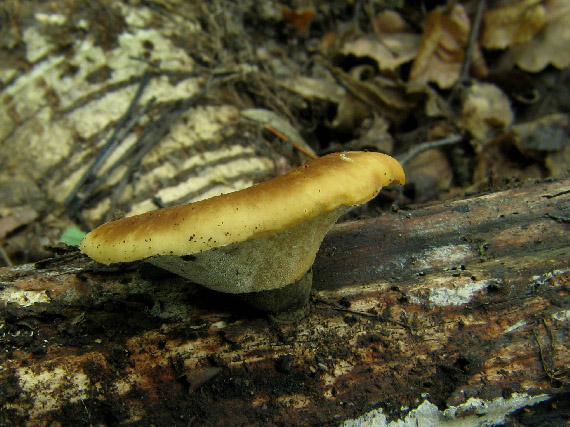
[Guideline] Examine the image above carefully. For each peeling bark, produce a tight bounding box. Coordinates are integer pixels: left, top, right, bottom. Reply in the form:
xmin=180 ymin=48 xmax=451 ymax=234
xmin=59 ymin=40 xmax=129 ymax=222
xmin=1 ymin=177 xmax=568 ymax=425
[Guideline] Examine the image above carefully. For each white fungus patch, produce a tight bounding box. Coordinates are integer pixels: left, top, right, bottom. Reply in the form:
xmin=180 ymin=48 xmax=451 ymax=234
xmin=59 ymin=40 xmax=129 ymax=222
xmin=416 ymin=244 xmax=475 ymax=270
xmin=343 ymin=393 xmax=550 ymax=426
xmin=552 ymin=309 xmax=570 ymax=321
xmin=429 ymin=278 xmax=501 ymax=306
xmin=0 ymin=287 xmax=51 ymax=307
xmin=7 ymin=366 xmax=91 ymax=419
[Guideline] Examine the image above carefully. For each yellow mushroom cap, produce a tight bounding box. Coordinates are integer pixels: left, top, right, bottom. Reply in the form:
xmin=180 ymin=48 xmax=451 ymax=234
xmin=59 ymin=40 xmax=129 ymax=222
xmin=80 ymin=151 xmax=405 ymax=266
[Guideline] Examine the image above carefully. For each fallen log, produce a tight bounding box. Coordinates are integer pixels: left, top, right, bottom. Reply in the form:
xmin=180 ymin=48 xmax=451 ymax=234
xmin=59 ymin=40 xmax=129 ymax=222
xmin=1 ymin=177 xmax=569 ymax=426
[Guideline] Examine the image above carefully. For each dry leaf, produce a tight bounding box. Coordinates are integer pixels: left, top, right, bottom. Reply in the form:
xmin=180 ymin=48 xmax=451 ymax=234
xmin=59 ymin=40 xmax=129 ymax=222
xmin=504 ymin=0 xmax=570 ymax=72
xmin=332 ymin=66 xmax=415 ymax=127
xmin=545 ymin=145 xmax=570 ymax=176
xmin=473 ymin=134 xmax=544 ymax=186
xmin=374 ymin=10 xmax=409 ymax=34
xmin=410 ymin=4 xmax=486 ymax=89
xmin=281 ymin=6 xmax=315 ymax=34
xmin=346 ymin=115 xmax=394 ymax=154
xmin=406 ymin=80 xmax=452 ymax=118
xmin=332 ymin=91 xmax=371 ymax=133
xmin=279 ymin=75 xmax=345 ymax=104
xmin=405 ymin=149 xmax=453 ymax=202
xmin=481 ymin=70 xmax=539 ymax=104
xmin=459 ymin=82 xmax=513 ymax=151
xmin=512 ymin=113 xmax=569 ymax=159
xmin=481 ymin=0 xmax=546 ymax=49
xmin=241 ymin=108 xmax=317 ymax=158
xmin=340 ymin=10 xmax=421 ymax=72
xmin=183 ymin=367 xmax=222 ymax=394
xmin=0 ymin=206 xmax=39 ymax=240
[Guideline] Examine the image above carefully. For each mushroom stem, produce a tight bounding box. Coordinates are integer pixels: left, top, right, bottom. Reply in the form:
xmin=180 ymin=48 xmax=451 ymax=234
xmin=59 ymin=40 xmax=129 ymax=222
xmin=240 ymin=270 xmax=313 ymax=324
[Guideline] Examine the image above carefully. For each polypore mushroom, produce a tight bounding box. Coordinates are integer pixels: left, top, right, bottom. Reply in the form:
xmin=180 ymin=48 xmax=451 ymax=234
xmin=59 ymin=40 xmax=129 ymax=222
xmin=80 ymin=151 xmax=405 ymax=321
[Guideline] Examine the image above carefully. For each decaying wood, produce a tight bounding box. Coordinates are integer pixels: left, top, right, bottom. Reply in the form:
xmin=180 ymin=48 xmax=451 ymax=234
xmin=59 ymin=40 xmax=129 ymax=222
xmin=1 ymin=178 xmax=569 ymax=426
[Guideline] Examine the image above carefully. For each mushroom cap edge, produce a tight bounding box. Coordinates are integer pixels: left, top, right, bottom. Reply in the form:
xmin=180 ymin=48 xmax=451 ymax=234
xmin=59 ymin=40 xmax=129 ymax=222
xmin=80 ymin=151 xmax=405 ymax=264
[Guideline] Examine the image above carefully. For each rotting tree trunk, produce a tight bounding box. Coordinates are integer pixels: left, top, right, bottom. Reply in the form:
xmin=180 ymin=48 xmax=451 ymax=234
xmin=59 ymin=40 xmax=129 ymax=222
xmin=1 ymin=178 xmax=569 ymax=426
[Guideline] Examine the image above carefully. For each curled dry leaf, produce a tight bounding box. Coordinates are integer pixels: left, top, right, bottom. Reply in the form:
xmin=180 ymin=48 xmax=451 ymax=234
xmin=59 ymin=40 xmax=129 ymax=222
xmin=481 ymin=70 xmax=540 ymax=104
xmin=406 ymin=80 xmax=452 ymax=118
xmin=458 ymin=82 xmax=513 ymax=151
xmin=545 ymin=145 xmax=570 ymax=177
xmin=511 ymin=113 xmax=569 ymax=161
xmin=0 ymin=206 xmax=39 ymax=240
xmin=504 ymin=0 xmax=570 ymax=72
xmin=473 ymin=132 xmax=545 ymax=186
xmin=241 ymin=108 xmax=317 ymax=158
xmin=405 ymin=149 xmax=453 ymax=202
xmin=278 ymin=75 xmax=345 ymax=104
xmin=332 ymin=92 xmax=372 ymax=133
xmin=332 ymin=66 xmax=415 ymax=129
xmin=410 ymin=4 xmax=487 ymax=89
xmin=481 ymin=0 xmax=546 ymax=49
xmin=346 ymin=115 xmax=394 ymax=154
xmin=280 ymin=6 xmax=316 ymax=34
xmin=340 ymin=10 xmax=421 ymax=72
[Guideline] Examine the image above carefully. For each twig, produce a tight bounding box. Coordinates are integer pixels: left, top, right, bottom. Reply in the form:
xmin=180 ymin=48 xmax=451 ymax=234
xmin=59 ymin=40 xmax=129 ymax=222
xmin=0 ymin=246 xmax=13 ymax=267
xmin=447 ymin=0 xmax=486 ymax=109
xmin=65 ymin=73 xmax=151 ymax=211
xmin=457 ymin=0 xmax=486 ymax=86
xmin=71 ymin=97 xmax=157 ymax=213
xmin=312 ymin=297 xmax=410 ymax=329
xmin=262 ymin=124 xmax=318 ymax=159
xmin=396 ymin=134 xmax=462 ymax=165
xmin=103 ymin=80 xmax=215 ymax=221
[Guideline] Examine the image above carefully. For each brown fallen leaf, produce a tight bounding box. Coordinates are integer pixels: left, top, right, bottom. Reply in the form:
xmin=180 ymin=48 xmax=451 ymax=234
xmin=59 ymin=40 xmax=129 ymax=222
xmin=332 ymin=66 xmax=415 ymax=128
xmin=503 ymin=0 xmax=570 ymax=72
xmin=481 ymin=70 xmax=540 ymax=104
xmin=481 ymin=0 xmax=546 ymax=49
xmin=458 ymin=82 xmax=513 ymax=152
xmin=182 ymin=367 xmax=222 ymax=394
xmin=278 ymin=75 xmax=345 ymax=104
xmin=345 ymin=115 xmax=394 ymax=154
xmin=0 ymin=206 xmax=39 ymax=240
xmin=281 ymin=6 xmax=315 ymax=34
xmin=406 ymin=80 xmax=452 ymax=118
xmin=410 ymin=4 xmax=487 ymax=89
xmin=473 ymin=134 xmax=544 ymax=186
xmin=241 ymin=108 xmax=317 ymax=158
xmin=404 ymin=148 xmax=453 ymax=202
xmin=511 ymin=113 xmax=569 ymax=164
xmin=341 ymin=10 xmax=421 ymax=72
xmin=545 ymin=145 xmax=570 ymax=176
xmin=332 ymin=91 xmax=371 ymax=133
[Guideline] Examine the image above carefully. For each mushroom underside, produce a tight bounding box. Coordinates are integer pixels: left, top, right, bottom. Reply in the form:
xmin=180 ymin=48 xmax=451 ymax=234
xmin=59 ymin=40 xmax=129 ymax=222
xmin=146 ymin=207 xmax=346 ymax=294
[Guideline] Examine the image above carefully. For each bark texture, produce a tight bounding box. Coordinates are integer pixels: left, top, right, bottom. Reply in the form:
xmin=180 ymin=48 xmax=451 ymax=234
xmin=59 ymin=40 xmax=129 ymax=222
xmin=1 ymin=178 xmax=568 ymax=425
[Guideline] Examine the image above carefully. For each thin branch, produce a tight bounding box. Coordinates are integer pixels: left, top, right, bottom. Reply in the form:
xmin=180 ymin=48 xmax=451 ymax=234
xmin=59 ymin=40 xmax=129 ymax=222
xmin=459 ymin=0 xmax=486 ymax=84
xmin=64 ymin=73 xmax=151 ymax=210
xmin=396 ymin=134 xmax=462 ymax=165
xmin=102 ymin=79 xmax=216 ymax=221
xmin=71 ymin=97 xmax=157 ymax=213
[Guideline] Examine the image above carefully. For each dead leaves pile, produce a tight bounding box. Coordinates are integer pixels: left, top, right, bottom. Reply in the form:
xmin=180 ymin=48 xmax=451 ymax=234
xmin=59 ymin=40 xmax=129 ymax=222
xmin=279 ymin=2 xmax=569 ymax=196
xmin=482 ymin=0 xmax=570 ymax=72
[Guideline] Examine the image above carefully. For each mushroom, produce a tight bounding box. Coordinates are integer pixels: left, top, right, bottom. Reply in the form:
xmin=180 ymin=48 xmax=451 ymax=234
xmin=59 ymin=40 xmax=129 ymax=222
xmin=80 ymin=151 xmax=405 ymax=321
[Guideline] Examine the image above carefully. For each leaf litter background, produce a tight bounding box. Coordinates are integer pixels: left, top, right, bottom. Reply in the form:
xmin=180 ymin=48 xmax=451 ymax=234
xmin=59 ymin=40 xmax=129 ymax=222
xmin=0 ymin=0 xmax=568 ymax=266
